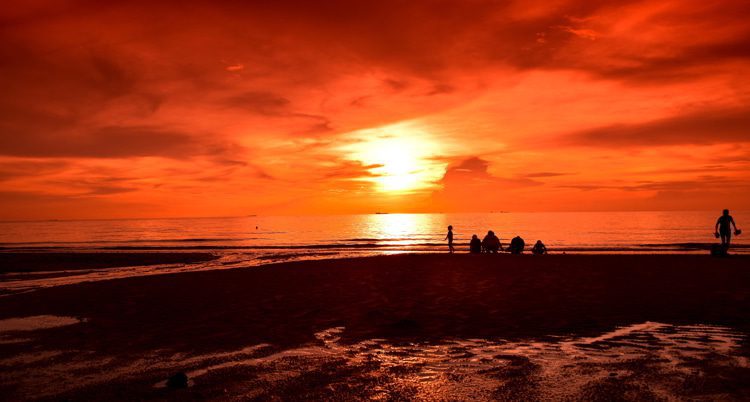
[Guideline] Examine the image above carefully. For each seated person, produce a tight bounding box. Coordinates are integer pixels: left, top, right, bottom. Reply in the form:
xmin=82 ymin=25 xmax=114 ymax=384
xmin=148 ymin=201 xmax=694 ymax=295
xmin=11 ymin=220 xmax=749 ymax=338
xmin=509 ymin=236 xmax=525 ymax=254
xmin=482 ymin=231 xmax=501 ymax=253
xmin=532 ymin=240 xmax=547 ymax=255
xmin=469 ymin=234 xmax=482 ymax=254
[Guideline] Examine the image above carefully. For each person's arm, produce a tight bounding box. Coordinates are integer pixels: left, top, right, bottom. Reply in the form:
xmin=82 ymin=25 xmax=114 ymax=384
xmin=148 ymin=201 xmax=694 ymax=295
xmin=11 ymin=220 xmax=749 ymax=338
xmin=731 ymin=217 xmax=738 ymax=231
xmin=715 ymin=218 xmax=721 ymax=233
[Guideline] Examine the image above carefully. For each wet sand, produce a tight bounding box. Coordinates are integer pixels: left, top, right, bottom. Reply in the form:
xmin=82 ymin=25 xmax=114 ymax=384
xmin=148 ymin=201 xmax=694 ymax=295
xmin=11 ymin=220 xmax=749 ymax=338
xmin=0 ymin=252 xmax=218 ymax=273
xmin=1 ymin=254 xmax=750 ymax=400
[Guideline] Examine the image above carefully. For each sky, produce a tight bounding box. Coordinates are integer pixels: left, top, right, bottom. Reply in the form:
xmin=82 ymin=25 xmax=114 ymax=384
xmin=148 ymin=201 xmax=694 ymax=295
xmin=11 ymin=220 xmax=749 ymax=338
xmin=1 ymin=0 xmax=749 ymax=219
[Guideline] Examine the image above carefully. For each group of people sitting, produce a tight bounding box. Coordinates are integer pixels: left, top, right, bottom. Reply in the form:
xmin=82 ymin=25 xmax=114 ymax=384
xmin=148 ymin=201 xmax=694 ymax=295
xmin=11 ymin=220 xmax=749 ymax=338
xmin=466 ymin=230 xmax=547 ymax=255
xmin=445 ymin=210 xmax=741 ymax=257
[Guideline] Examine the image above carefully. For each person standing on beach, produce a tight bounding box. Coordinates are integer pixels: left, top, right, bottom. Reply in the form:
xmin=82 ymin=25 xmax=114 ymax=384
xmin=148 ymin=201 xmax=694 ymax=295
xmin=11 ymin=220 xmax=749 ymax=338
xmin=715 ymin=209 xmax=740 ymax=248
xmin=445 ymin=225 xmax=455 ymax=253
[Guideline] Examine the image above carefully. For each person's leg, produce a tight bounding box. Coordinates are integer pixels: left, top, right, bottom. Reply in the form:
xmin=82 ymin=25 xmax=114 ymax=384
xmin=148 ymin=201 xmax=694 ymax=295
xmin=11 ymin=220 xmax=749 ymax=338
xmin=721 ymin=230 xmax=731 ymax=246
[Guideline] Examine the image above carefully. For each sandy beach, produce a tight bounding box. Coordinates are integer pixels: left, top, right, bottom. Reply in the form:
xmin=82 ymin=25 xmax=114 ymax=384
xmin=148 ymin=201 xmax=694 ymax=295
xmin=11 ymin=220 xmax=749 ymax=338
xmin=1 ymin=253 xmax=750 ymax=400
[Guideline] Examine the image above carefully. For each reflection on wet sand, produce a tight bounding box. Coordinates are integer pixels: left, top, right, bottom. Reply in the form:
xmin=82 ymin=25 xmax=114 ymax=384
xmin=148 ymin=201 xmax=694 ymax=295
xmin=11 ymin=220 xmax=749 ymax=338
xmin=0 ymin=315 xmax=83 ymax=346
xmin=2 ymin=322 xmax=747 ymax=400
xmin=0 ymin=315 xmax=82 ymax=333
xmin=0 ymin=251 xmax=371 ymax=295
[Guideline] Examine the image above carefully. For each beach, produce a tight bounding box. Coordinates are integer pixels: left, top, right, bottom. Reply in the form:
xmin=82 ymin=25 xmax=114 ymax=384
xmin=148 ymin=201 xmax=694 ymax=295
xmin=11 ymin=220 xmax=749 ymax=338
xmin=1 ymin=253 xmax=750 ymax=400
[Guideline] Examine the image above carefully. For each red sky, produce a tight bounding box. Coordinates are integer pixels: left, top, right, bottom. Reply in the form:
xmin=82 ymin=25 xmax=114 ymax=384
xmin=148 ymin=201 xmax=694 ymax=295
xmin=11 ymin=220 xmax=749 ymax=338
xmin=1 ymin=0 xmax=749 ymax=219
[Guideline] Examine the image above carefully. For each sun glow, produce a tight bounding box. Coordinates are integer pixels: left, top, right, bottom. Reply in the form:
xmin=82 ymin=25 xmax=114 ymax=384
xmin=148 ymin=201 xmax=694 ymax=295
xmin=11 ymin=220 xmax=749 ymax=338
xmin=344 ymin=123 xmax=446 ymax=193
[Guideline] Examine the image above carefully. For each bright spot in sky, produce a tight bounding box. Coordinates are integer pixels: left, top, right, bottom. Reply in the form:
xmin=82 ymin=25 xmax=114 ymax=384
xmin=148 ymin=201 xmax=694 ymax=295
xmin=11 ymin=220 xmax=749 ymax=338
xmin=343 ymin=122 xmax=446 ymax=193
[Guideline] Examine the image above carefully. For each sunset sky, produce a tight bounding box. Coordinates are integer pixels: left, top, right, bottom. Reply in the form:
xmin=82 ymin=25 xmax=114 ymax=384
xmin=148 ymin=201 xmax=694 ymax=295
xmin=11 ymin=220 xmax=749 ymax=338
xmin=1 ymin=0 xmax=749 ymax=219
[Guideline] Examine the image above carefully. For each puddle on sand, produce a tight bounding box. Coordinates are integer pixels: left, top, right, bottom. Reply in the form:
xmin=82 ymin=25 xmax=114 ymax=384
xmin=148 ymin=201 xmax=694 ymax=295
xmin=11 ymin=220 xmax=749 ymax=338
xmin=1 ymin=322 xmax=748 ymax=400
xmin=151 ymin=322 xmax=748 ymax=400
xmin=0 ymin=315 xmax=82 ymax=333
xmin=0 ymin=315 xmax=84 ymax=346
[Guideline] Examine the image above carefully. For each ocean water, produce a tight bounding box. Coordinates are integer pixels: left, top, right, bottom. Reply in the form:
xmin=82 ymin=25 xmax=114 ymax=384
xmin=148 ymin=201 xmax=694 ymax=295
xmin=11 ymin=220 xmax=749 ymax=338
xmin=0 ymin=211 xmax=746 ymax=255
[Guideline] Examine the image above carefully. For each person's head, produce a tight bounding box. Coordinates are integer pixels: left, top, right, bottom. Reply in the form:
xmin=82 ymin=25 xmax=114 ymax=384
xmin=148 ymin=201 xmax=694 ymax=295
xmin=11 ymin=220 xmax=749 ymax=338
xmin=723 ymin=209 xmax=730 ymax=216
xmin=472 ymin=234 xmax=478 ymax=239
xmin=448 ymin=225 xmax=453 ymax=230
xmin=488 ymin=230 xmax=494 ymax=236
xmin=536 ymin=240 xmax=542 ymax=245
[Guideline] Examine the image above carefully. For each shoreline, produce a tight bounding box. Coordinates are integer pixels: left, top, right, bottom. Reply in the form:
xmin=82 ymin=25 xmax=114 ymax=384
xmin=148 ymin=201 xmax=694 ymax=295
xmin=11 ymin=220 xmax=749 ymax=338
xmin=2 ymin=249 xmax=749 ymax=295
xmin=2 ymin=241 xmax=748 ymax=251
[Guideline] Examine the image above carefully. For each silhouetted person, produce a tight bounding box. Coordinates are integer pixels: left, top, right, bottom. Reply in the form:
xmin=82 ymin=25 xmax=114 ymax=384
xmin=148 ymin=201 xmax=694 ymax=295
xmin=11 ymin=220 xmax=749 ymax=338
xmin=532 ymin=240 xmax=547 ymax=255
xmin=482 ymin=230 xmax=501 ymax=253
xmin=715 ymin=209 xmax=740 ymax=249
xmin=445 ymin=225 xmax=455 ymax=253
xmin=469 ymin=234 xmax=482 ymax=254
xmin=509 ymin=236 xmax=525 ymax=254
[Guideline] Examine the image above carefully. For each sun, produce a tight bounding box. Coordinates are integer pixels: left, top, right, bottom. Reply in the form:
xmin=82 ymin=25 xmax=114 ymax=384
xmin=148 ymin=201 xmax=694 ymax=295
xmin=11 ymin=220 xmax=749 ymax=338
xmin=366 ymin=138 xmax=421 ymax=192
xmin=343 ymin=122 xmax=445 ymax=193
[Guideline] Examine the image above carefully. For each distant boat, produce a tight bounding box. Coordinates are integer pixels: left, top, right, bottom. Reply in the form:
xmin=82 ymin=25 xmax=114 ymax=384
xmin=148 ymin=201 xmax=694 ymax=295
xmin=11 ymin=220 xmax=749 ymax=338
xmin=375 ymin=212 xmax=389 ymax=215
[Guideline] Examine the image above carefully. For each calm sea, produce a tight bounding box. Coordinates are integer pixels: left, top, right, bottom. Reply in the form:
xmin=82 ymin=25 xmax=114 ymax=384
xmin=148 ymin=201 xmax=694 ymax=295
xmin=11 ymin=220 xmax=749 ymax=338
xmin=1 ymin=211 xmax=746 ymax=291
xmin=1 ymin=211 xmax=746 ymax=256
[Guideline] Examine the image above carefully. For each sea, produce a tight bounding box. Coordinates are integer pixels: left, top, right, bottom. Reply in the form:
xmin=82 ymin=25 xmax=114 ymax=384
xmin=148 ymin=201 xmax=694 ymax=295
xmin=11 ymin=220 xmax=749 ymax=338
xmin=1 ymin=211 xmax=746 ymax=258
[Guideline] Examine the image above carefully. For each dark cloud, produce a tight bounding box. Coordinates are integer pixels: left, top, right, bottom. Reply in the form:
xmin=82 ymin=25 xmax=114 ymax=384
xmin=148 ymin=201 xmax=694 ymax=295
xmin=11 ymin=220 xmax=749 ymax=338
xmin=0 ymin=160 xmax=69 ymax=181
xmin=322 ymin=161 xmax=383 ymax=180
xmin=563 ymin=107 xmax=750 ymax=147
xmin=562 ymin=176 xmax=750 ymax=192
xmin=439 ymin=157 xmax=541 ymax=187
xmin=632 ymin=165 xmax=733 ymax=175
xmin=431 ymin=157 xmax=543 ymax=211
xmin=524 ymin=171 xmax=571 ymax=178
xmin=223 ymin=91 xmax=290 ymax=114
xmin=0 ymin=124 xmax=226 ymax=158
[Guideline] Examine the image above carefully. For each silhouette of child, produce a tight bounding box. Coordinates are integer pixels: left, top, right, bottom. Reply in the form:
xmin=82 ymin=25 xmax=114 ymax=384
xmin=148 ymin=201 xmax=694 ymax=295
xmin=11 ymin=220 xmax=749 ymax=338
xmin=445 ymin=225 xmax=455 ymax=253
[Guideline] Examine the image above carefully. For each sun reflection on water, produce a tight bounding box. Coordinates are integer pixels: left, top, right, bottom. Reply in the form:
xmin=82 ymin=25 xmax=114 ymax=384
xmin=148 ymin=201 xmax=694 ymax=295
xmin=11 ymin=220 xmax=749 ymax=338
xmin=365 ymin=214 xmax=435 ymax=246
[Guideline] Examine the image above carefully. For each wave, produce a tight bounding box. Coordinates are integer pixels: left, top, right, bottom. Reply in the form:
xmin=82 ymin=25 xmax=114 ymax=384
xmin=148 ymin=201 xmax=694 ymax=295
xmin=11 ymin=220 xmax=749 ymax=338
xmin=1 ymin=242 xmax=747 ymax=253
xmin=0 ymin=237 xmax=269 ymax=246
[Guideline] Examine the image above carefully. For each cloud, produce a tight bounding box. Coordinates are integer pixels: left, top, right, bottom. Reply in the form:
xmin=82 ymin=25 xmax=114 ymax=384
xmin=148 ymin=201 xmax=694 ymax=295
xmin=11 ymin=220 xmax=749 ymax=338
xmin=430 ymin=157 xmax=543 ymax=211
xmin=439 ymin=157 xmax=542 ymax=186
xmin=561 ymin=175 xmax=750 ymax=193
xmin=223 ymin=91 xmax=290 ymax=115
xmin=0 ymin=159 xmax=69 ymax=181
xmin=321 ymin=161 xmax=383 ymax=180
xmin=524 ymin=171 xmax=572 ymax=178
xmin=563 ymin=107 xmax=750 ymax=147
xmin=0 ymin=124 xmax=229 ymax=158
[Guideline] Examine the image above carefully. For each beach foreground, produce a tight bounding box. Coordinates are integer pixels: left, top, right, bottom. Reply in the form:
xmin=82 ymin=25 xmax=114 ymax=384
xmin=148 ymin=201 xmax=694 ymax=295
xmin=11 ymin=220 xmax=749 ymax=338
xmin=1 ymin=254 xmax=750 ymax=400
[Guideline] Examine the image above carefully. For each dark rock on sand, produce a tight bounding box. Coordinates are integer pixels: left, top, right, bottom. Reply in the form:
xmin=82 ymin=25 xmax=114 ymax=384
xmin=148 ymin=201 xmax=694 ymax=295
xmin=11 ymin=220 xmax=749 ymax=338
xmin=166 ymin=372 xmax=188 ymax=389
